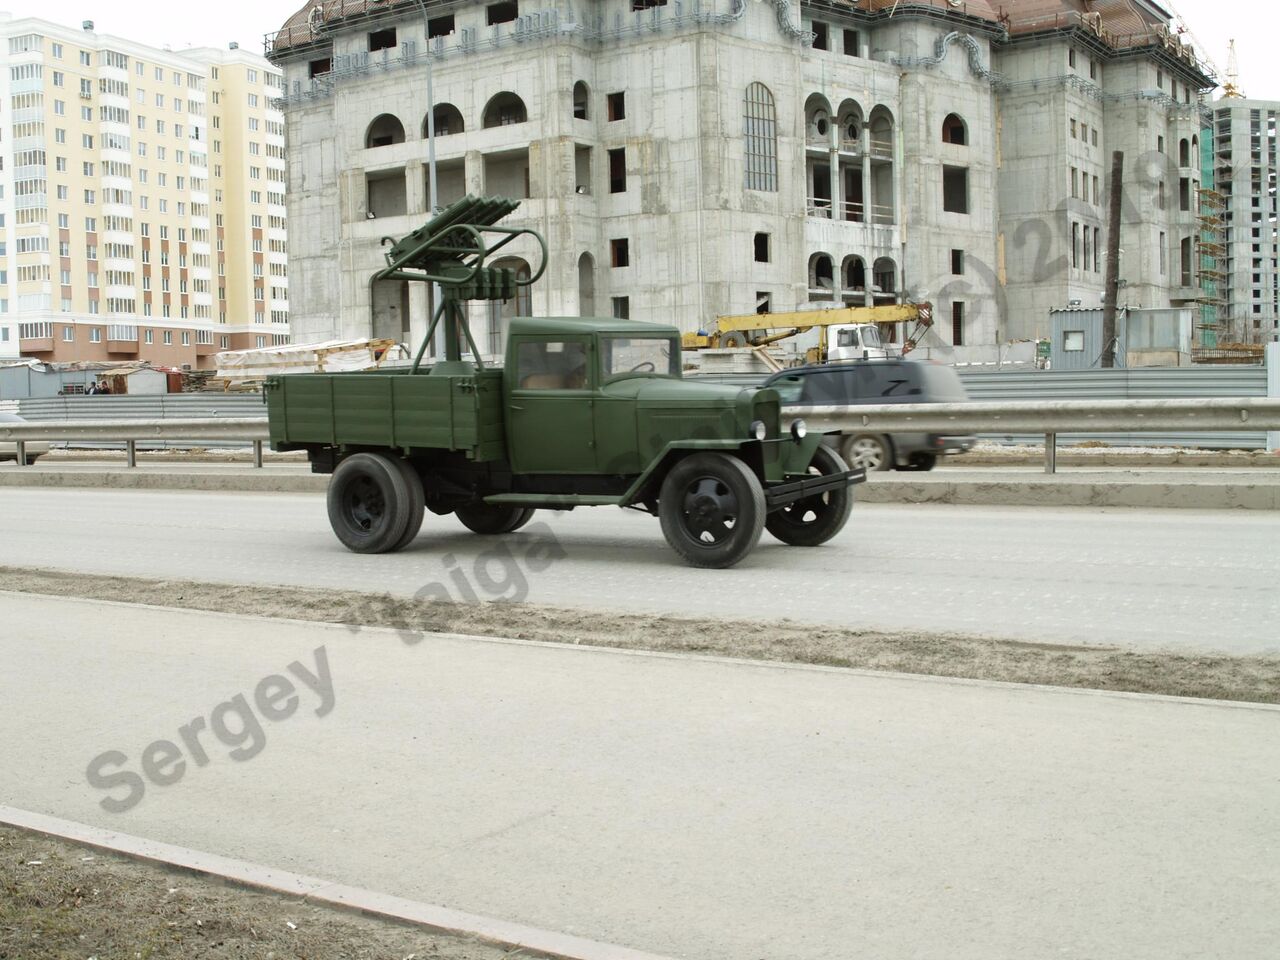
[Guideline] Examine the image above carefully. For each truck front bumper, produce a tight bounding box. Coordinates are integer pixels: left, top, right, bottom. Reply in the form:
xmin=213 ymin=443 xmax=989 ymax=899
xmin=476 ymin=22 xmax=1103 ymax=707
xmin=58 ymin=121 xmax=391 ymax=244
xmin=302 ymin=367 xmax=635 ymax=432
xmin=764 ymin=467 xmax=866 ymax=510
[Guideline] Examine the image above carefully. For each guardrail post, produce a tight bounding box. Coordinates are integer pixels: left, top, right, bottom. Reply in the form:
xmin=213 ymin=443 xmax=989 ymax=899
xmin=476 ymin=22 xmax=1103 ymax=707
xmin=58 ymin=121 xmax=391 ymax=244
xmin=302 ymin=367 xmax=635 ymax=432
xmin=15 ymin=440 xmax=26 ymax=467
xmin=126 ymin=439 xmax=137 ymax=468
xmin=1267 ymin=342 xmax=1279 ymax=454
xmin=1045 ymin=433 xmax=1057 ymax=474
xmin=253 ymin=440 xmax=264 ymax=469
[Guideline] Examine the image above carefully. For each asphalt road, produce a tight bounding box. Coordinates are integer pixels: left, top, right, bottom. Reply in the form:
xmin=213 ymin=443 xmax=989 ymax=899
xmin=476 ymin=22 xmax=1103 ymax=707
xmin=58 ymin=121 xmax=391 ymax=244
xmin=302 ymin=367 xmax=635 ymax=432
xmin=3 ymin=594 xmax=1276 ymax=960
xmin=1 ymin=488 xmax=1276 ymax=653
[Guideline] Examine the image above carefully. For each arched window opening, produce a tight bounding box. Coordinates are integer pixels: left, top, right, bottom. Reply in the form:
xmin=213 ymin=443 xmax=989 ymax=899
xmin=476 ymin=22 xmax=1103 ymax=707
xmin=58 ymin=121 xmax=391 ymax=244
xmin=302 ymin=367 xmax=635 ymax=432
xmin=872 ymin=257 xmax=898 ymax=302
xmin=577 ymin=252 xmax=596 ymax=317
xmin=487 ymin=257 xmax=532 ymax=356
xmin=805 ymin=93 xmax=833 ymax=148
xmin=424 ymin=103 xmax=464 ymax=138
xmin=744 ymin=82 xmax=778 ymax=192
xmin=809 ymin=253 xmax=835 ymax=302
xmin=942 ymin=113 xmax=967 ymax=145
xmin=1179 ymin=138 xmax=1191 ymax=167
xmin=842 ymin=256 xmax=867 ymax=304
xmin=573 ymin=81 xmax=590 ymax=121
xmin=837 ymin=99 xmax=864 ymax=152
xmin=868 ymin=106 xmax=894 ymax=158
xmin=483 ymin=92 xmax=527 ymax=128
xmin=366 ymin=113 xmax=405 ymax=148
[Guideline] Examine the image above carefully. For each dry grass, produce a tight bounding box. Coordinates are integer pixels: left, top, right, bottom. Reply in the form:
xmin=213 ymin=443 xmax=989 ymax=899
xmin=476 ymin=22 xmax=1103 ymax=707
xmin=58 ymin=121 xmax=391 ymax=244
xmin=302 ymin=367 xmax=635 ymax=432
xmin=2 ymin=566 xmax=1277 ymax=705
xmin=0 ymin=826 xmax=522 ymax=959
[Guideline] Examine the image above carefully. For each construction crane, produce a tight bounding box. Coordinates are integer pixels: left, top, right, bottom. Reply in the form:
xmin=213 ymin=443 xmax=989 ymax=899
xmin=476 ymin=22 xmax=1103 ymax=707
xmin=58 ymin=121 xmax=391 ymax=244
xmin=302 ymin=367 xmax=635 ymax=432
xmin=682 ymin=303 xmax=934 ymax=370
xmin=1222 ymin=39 xmax=1244 ymax=98
xmin=1161 ymin=0 xmax=1231 ymax=95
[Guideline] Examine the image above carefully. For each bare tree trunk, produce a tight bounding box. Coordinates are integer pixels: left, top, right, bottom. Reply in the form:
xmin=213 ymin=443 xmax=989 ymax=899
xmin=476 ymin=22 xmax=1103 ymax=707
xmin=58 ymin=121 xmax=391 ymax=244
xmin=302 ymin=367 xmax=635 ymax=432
xmin=1101 ymin=151 xmax=1124 ymax=368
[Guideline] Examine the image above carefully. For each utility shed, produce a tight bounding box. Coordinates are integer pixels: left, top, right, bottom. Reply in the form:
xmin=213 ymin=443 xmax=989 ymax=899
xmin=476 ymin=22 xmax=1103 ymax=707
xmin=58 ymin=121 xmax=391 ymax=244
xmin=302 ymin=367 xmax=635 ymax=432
xmin=1049 ymin=308 xmax=1193 ymax=370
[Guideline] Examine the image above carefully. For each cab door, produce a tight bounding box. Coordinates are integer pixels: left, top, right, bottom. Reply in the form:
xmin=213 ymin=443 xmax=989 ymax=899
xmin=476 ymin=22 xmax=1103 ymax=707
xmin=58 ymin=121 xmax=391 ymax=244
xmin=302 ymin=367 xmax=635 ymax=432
xmin=506 ymin=337 xmax=597 ymax=474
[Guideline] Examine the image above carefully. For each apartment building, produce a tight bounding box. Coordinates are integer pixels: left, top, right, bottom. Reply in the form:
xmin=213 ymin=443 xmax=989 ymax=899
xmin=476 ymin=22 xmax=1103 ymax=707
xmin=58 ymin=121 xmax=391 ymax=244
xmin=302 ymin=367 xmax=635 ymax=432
xmin=266 ymin=0 xmax=1213 ymax=364
xmin=1208 ymin=97 xmax=1279 ymax=343
xmin=0 ymin=15 xmax=289 ymax=367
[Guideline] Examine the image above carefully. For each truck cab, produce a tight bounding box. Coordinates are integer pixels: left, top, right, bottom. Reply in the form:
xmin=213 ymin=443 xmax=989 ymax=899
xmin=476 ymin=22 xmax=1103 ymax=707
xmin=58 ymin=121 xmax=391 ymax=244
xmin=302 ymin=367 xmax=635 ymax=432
xmin=826 ymin=323 xmax=891 ymax=362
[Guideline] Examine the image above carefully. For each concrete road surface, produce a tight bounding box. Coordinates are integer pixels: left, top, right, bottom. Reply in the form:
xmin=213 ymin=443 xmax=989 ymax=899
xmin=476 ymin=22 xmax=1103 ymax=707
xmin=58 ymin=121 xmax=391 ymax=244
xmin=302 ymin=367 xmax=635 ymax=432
xmin=0 ymin=488 xmax=1277 ymax=653
xmin=1 ymin=593 xmax=1276 ymax=959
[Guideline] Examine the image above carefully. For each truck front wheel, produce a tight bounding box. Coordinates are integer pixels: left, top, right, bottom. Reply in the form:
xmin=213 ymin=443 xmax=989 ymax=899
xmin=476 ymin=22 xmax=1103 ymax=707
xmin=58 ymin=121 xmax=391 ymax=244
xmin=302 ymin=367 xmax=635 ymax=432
xmin=327 ymin=453 xmax=413 ymax=554
xmin=765 ymin=445 xmax=853 ymax=547
xmin=658 ymin=453 xmax=766 ymax=569
xmin=455 ymin=503 xmax=536 ymax=535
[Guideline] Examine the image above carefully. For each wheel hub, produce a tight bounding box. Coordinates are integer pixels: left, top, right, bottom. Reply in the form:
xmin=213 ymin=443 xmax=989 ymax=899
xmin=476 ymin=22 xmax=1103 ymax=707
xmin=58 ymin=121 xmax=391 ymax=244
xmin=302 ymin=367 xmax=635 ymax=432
xmin=683 ymin=477 xmax=738 ymax=544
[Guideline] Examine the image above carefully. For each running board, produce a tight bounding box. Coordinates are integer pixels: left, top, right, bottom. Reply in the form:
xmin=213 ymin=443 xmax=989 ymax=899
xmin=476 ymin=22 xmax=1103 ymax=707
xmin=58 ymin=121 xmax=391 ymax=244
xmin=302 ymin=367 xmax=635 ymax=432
xmin=765 ymin=468 xmax=866 ymax=510
xmin=483 ymin=493 xmax=623 ymax=508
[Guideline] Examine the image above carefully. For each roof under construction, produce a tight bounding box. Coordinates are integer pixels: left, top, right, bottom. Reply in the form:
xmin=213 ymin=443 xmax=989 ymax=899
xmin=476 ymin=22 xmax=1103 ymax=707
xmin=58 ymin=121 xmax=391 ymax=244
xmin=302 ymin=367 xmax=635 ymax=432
xmin=268 ymin=0 xmax=1196 ymax=61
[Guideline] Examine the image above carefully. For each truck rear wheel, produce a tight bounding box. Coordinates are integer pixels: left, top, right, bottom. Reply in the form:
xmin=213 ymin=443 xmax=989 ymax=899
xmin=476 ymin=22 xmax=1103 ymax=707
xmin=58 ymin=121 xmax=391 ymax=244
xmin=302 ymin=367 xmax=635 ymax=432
xmin=390 ymin=457 xmax=426 ymax=551
xmin=455 ymin=503 xmax=535 ymax=535
xmin=658 ymin=453 xmax=766 ymax=569
xmin=327 ymin=453 xmax=413 ymax=554
xmin=765 ymin=446 xmax=853 ymax=547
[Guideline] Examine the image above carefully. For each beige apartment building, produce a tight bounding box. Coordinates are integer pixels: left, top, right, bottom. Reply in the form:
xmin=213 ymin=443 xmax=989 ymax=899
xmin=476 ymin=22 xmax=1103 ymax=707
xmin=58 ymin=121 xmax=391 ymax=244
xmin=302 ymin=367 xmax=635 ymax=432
xmin=0 ymin=14 xmax=289 ymax=367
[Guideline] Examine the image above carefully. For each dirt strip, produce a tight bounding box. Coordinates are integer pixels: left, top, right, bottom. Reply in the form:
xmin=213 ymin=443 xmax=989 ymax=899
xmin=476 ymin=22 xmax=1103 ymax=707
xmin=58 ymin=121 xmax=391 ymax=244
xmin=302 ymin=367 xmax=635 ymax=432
xmin=2 ymin=565 xmax=1276 ymax=705
xmin=0 ymin=825 xmax=526 ymax=960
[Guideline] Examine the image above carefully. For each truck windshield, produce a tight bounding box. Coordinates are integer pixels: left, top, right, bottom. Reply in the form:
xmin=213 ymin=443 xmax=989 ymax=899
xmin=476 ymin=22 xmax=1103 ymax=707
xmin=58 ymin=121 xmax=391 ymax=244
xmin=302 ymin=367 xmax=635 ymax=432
xmin=601 ymin=337 xmax=677 ymax=379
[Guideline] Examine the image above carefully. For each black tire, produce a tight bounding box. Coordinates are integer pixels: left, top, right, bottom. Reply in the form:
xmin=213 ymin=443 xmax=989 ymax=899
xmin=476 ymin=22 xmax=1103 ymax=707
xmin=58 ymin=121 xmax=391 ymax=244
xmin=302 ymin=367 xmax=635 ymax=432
xmin=390 ymin=457 xmax=426 ymax=551
xmin=455 ymin=502 xmax=535 ymax=535
xmin=326 ymin=452 xmax=413 ymax=554
xmin=658 ymin=453 xmax=766 ymax=569
xmin=841 ymin=433 xmax=893 ymax=472
xmin=900 ymin=452 xmax=938 ymax=472
xmin=765 ymin=446 xmax=854 ymax=547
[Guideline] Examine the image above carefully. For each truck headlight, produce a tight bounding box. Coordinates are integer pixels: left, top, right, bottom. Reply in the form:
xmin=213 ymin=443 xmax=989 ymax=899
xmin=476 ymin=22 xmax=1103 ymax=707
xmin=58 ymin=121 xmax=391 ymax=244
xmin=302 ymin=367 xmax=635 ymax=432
xmin=749 ymin=420 xmax=767 ymax=441
xmin=790 ymin=419 xmax=808 ymax=441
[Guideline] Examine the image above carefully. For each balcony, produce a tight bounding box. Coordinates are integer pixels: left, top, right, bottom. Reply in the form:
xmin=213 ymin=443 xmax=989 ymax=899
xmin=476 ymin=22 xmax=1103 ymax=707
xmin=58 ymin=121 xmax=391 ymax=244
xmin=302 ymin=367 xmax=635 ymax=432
xmin=806 ymin=198 xmax=833 ymax=219
xmin=18 ymin=323 xmax=53 ymax=354
xmin=868 ymin=138 xmax=893 ymax=160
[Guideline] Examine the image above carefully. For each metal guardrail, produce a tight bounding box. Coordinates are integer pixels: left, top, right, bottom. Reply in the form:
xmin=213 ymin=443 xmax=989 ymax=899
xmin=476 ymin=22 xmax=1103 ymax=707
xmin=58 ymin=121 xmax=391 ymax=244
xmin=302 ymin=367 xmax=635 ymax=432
xmin=3 ymin=399 xmax=1279 ymax=474
xmin=787 ymin=398 xmax=1280 ymax=471
xmin=0 ymin=419 xmax=270 ymax=469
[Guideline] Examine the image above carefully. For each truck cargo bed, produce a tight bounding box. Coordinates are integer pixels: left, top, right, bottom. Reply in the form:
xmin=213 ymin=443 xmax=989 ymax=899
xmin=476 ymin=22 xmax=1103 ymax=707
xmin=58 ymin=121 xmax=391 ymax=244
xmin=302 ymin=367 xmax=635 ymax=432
xmin=266 ymin=368 xmax=505 ymax=460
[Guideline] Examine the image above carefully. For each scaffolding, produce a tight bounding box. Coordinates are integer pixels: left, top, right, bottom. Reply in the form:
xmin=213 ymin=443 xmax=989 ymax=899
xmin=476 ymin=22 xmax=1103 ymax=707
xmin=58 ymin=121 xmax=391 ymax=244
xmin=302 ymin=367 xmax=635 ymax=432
xmin=1196 ymin=182 xmax=1227 ymax=349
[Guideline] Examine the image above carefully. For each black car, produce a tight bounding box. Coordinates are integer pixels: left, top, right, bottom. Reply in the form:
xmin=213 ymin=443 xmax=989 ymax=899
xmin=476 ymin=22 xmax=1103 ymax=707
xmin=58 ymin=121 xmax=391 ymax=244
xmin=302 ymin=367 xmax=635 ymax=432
xmin=763 ymin=360 xmax=975 ymax=472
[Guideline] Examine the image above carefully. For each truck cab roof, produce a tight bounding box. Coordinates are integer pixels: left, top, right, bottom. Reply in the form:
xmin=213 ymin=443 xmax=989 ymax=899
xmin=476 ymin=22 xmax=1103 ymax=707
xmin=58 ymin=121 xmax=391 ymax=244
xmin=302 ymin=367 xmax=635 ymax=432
xmin=508 ymin=316 xmax=680 ymax=339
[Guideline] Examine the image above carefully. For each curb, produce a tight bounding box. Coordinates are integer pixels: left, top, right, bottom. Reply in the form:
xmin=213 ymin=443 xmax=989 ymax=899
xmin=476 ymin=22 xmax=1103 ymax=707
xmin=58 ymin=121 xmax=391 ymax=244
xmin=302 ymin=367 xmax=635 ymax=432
xmin=0 ymin=805 xmax=674 ymax=960
xmin=0 ymin=470 xmax=327 ymax=493
xmin=2 ymin=468 xmax=1277 ymax=509
xmin=858 ymin=478 xmax=1280 ymax=510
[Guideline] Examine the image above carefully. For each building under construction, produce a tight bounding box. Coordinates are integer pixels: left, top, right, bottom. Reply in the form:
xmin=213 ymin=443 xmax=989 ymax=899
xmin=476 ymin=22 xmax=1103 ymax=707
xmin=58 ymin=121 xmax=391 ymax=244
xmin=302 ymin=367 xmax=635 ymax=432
xmin=266 ymin=0 xmax=1217 ymax=364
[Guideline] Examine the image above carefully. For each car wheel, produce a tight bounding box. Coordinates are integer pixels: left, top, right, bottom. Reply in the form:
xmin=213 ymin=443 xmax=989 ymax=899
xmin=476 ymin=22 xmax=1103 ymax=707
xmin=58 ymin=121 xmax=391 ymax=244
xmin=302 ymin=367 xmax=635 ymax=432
xmin=327 ymin=453 xmax=413 ymax=554
xmin=900 ymin=453 xmax=937 ymax=472
xmin=455 ymin=502 xmax=536 ymax=535
xmin=841 ymin=434 xmax=892 ymax=472
xmin=658 ymin=453 xmax=766 ymax=569
xmin=765 ymin=446 xmax=854 ymax=547
xmin=389 ymin=457 xmax=426 ymax=551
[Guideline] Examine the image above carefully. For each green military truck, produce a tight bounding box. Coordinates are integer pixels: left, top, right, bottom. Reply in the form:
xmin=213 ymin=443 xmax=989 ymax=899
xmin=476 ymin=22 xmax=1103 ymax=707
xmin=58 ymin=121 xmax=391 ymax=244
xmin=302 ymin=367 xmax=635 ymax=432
xmin=266 ymin=196 xmax=863 ymax=568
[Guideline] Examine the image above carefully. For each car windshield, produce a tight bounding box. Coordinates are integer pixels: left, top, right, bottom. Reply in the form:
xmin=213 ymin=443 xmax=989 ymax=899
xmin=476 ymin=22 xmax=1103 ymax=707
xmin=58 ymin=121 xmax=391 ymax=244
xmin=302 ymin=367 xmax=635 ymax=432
xmin=601 ymin=337 xmax=677 ymax=379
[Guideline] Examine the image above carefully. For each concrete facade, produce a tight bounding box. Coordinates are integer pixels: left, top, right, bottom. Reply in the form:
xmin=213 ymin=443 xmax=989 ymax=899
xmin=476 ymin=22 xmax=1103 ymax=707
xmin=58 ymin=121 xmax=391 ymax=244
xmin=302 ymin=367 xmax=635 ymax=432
xmin=267 ymin=0 xmax=1215 ymax=364
xmin=1210 ymin=97 xmax=1280 ymax=343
